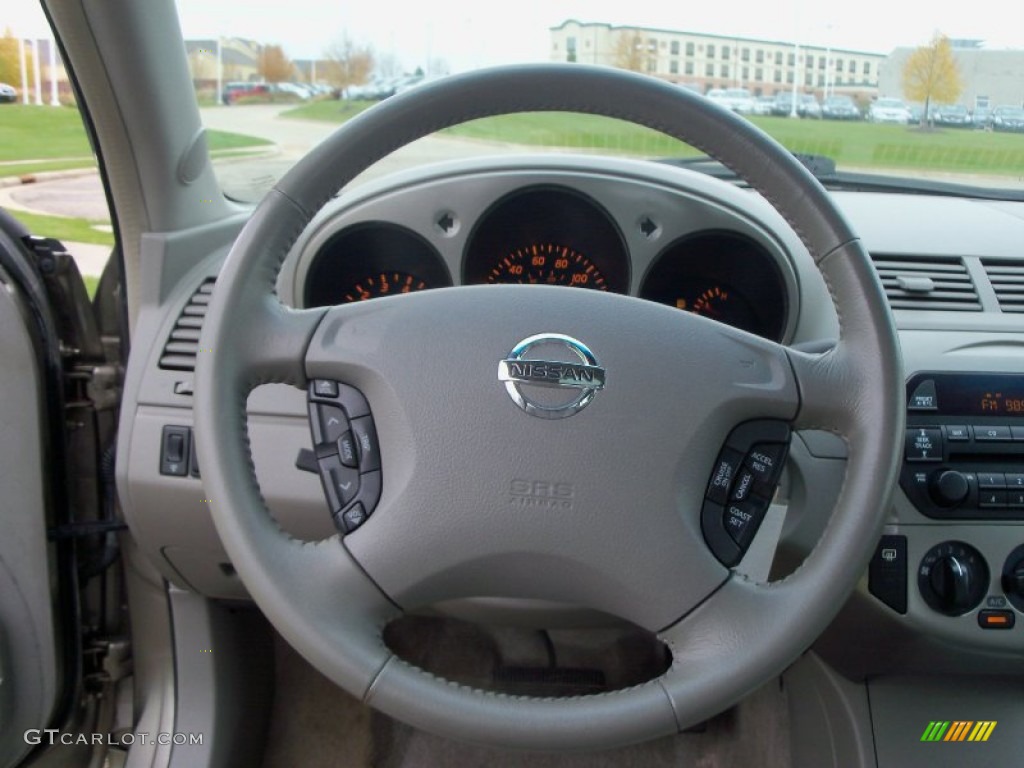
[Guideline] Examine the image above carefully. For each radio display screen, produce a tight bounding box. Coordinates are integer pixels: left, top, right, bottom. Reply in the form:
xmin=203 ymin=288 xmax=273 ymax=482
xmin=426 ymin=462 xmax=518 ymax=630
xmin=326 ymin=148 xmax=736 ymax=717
xmin=908 ymin=373 xmax=1024 ymax=417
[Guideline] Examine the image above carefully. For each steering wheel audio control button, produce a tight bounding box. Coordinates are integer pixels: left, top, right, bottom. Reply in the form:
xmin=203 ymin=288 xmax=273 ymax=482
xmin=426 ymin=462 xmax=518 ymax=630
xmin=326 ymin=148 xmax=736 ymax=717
xmin=357 ymin=470 xmax=382 ymax=513
xmin=308 ymin=380 xmax=371 ymax=419
xmin=318 ymin=456 xmax=360 ymax=512
xmin=338 ymin=432 xmax=358 ymax=467
xmin=707 ymin=449 xmax=744 ymax=505
xmin=312 ymin=379 xmax=338 ymax=398
xmin=316 ymin=405 xmax=349 ymax=446
xmin=340 ymin=503 xmax=368 ymax=533
xmin=351 ymin=417 xmax=381 ymax=472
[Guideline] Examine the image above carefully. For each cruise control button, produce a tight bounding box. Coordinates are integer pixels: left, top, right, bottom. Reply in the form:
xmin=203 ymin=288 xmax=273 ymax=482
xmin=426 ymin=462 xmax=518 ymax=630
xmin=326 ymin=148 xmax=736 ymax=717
xmin=340 ymin=503 xmax=368 ymax=533
xmin=904 ymin=428 xmax=942 ymax=462
xmin=744 ymin=444 xmax=786 ymax=485
xmin=351 ymin=416 xmax=381 ymax=471
xmin=973 ymin=425 xmax=1011 ymax=442
xmin=707 ymin=449 xmax=744 ymax=505
xmin=317 ymin=456 xmax=360 ymax=512
xmin=338 ymin=432 xmax=358 ymax=468
xmin=701 ymin=500 xmax=742 ymax=567
xmin=730 ymin=468 xmax=756 ymax=502
xmin=723 ymin=499 xmax=768 ymax=549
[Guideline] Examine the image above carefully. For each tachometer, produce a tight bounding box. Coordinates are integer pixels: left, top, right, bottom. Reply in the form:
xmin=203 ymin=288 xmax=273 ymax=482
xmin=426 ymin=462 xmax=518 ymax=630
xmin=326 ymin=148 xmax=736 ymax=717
xmin=488 ymin=244 xmax=609 ymax=290
xmin=675 ymin=283 xmax=760 ymax=331
xmin=342 ymin=271 xmax=428 ymax=302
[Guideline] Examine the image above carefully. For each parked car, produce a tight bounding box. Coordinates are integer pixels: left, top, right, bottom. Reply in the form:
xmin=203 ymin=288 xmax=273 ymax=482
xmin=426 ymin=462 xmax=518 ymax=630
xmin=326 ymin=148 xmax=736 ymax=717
xmin=868 ymin=97 xmax=913 ymax=124
xmin=932 ymin=104 xmax=971 ymax=127
xmin=770 ymin=91 xmax=797 ymax=116
xmin=821 ymin=95 xmax=860 ymax=120
xmin=706 ymin=87 xmax=754 ymax=114
xmin=990 ymin=105 xmax=1024 ymax=133
xmin=797 ymin=94 xmax=822 ymax=119
xmin=0 ymin=82 xmax=16 ymax=103
xmin=752 ymin=95 xmax=776 ymax=115
xmin=971 ymin=105 xmax=992 ymax=128
xmin=221 ymin=81 xmax=270 ymax=104
xmin=270 ymin=82 xmax=312 ymax=100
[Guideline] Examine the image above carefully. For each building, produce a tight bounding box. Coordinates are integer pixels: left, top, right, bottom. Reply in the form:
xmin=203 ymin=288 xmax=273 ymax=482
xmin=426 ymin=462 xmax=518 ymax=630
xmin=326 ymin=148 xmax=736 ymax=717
xmin=878 ymin=46 xmax=1024 ymax=110
xmin=550 ymin=20 xmax=885 ymax=101
xmin=184 ymin=39 xmax=261 ymax=84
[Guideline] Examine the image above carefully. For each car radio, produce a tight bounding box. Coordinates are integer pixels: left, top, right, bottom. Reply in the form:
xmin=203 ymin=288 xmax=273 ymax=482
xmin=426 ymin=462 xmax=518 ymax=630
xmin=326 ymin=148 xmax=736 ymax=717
xmin=900 ymin=372 xmax=1024 ymax=520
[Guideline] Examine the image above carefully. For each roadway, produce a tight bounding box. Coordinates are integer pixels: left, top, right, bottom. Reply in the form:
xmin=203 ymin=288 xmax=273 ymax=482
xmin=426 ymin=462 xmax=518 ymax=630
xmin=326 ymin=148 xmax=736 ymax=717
xmin=1 ymin=103 xmax=532 ymax=274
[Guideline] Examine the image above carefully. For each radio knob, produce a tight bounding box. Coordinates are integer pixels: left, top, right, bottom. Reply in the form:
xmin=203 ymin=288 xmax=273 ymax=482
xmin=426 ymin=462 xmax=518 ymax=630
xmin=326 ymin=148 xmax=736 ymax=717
xmin=929 ymin=470 xmax=969 ymax=507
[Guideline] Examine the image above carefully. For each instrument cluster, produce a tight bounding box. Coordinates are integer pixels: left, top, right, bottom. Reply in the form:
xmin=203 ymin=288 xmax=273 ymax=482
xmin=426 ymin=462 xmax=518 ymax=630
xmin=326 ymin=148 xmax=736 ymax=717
xmin=301 ymin=183 xmax=789 ymax=343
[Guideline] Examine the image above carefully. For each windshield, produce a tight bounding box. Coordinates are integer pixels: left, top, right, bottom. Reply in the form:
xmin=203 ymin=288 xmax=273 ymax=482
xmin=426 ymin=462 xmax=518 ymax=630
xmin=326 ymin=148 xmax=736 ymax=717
xmin=164 ymin=0 xmax=1024 ymax=201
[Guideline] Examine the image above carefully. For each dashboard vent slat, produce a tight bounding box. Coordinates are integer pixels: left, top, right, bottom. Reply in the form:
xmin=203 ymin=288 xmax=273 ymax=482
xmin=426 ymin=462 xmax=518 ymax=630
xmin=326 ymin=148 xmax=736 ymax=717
xmin=159 ymin=277 xmax=216 ymax=371
xmin=870 ymin=254 xmax=981 ymax=312
xmin=982 ymin=260 xmax=1024 ymax=313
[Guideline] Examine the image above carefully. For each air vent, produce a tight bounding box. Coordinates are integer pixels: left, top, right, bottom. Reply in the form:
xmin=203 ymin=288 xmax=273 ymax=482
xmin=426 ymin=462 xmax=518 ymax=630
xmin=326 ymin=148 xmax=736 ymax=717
xmin=869 ymin=255 xmax=981 ymax=311
xmin=158 ymin=278 xmax=216 ymax=371
xmin=981 ymin=260 xmax=1024 ymax=314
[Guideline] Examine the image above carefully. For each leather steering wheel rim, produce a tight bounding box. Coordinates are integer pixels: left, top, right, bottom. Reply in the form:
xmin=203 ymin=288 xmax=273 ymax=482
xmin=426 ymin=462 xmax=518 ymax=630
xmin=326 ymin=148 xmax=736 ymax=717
xmin=194 ymin=64 xmax=903 ymax=751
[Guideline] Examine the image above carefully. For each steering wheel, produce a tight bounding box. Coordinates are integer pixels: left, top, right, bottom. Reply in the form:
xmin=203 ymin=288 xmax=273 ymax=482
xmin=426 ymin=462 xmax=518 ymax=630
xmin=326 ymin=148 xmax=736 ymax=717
xmin=194 ymin=64 xmax=903 ymax=751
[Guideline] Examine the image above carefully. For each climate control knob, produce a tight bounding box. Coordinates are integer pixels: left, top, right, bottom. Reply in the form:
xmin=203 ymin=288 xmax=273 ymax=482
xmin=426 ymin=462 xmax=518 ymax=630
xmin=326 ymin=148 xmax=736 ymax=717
xmin=918 ymin=541 xmax=988 ymax=616
xmin=929 ymin=470 xmax=970 ymax=507
xmin=1002 ymin=544 xmax=1024 ymax=612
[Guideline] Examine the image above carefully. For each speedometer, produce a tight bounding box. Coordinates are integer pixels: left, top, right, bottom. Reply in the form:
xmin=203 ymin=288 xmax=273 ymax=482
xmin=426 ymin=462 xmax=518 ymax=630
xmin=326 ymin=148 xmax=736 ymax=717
xmin=487 ymin=244 xmax=609 ymax=290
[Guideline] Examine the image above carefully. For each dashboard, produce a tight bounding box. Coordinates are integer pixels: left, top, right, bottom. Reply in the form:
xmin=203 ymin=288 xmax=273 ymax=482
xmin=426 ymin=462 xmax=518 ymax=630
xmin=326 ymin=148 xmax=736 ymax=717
xmin=123 ymin=154 xmax=1024 ymax=689
xmin=286 ymin=157 xmax=800 ymax=344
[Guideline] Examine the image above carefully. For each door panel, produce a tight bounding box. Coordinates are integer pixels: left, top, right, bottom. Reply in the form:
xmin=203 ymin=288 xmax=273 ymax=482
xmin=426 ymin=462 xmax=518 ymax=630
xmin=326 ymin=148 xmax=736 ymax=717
xmin=0 ymin=222 xmax=60 ymax=768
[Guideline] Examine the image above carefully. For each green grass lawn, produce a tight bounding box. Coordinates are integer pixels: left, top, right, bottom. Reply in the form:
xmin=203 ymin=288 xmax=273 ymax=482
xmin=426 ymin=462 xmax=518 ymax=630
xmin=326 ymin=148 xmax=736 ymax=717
xmin=0 ymin=104 xmax=270 ymax=171
xmin=7 ymin=209 xmax=114 ymax=246
xmin=280 ymin=100 xmax=377 ymax=123
xmin=281 ymin=100 xmax=1024 ymax=178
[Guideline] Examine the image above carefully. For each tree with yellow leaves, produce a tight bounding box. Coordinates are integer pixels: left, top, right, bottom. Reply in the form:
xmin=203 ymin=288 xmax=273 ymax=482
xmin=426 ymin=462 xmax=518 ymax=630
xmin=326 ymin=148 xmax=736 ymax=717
xmin=902 ymin=34 xmax=963 ymax=127
xmin=257 ymin=44 xmax=295 ymax=83
xmin=0 ymin=28 xmax=32 ymax=94
xmin=613 ymin=29 xmax=646 ymax=73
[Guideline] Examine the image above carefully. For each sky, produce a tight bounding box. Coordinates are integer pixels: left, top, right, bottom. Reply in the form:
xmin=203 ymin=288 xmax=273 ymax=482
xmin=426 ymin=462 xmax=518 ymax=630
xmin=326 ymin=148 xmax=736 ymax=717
xmin=9 ymin=0 xmax=1024 ymax=74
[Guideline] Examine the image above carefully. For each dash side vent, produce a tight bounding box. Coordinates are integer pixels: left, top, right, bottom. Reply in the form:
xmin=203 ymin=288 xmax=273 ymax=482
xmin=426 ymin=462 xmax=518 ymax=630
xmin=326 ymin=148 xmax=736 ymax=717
xmin=869 ymin=254 xmax=981 ymax=312
xmin=981 ymin=260 xmax=1024 ymax=314
xmin=158 ymin=277 xmax=216 ymax=371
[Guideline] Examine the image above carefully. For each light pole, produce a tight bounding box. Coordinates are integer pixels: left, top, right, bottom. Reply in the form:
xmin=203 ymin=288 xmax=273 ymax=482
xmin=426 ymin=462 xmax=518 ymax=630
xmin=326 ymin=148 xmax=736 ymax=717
xmin=32 ymin=38 xmax=42 ymax=105
xmin=19 ymin=36 xmax=29 ymax=104
xmin=790 ymin=42 xmax=800 ymax=118
xmin=216 ymin=37 xmax=223 ymax=105
xmin=823 ymin=23 xmax=833 ymax=99
xmin=49 ymin=39 xmax=60 ymax=106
